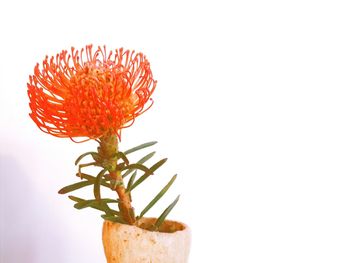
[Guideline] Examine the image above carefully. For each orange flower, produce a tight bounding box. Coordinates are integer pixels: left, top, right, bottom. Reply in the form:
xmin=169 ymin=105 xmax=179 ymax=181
xmin=28 ymin=45 xmax=156 ymax=141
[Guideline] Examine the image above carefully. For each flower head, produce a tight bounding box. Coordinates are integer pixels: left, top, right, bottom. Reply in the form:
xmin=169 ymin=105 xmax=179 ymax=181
xmin=28 ymin=45 xmax=156 ymax=141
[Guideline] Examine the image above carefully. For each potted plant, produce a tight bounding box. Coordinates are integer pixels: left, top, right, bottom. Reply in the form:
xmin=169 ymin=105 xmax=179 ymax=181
xmin=27 ymin=45 xmax=191 ymax=263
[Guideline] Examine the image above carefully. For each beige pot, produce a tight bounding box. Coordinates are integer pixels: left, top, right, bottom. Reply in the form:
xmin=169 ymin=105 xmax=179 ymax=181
xmin=102 ymin=218 xmax=191 ymax=263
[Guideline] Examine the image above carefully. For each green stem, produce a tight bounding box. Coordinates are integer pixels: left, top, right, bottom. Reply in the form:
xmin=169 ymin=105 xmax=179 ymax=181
xmin=99 ymin=134 xmax=136 ymax=225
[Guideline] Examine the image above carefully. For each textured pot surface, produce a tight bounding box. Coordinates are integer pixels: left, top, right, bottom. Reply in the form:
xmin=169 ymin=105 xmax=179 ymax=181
xmin=102 ymin=218 xmax=191 ymax=263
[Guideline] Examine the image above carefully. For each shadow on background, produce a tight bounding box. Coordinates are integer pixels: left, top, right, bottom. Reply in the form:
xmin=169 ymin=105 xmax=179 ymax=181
xmin=1 ymin=154 xmax=64 ymax=263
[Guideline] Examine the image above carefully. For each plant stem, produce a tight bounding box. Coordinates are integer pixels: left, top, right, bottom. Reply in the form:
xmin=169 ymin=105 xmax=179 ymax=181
xmin=99 ymin=135 xmax=136 ymax=225
xmin=110 ymin=170 xmax=136 ymax=224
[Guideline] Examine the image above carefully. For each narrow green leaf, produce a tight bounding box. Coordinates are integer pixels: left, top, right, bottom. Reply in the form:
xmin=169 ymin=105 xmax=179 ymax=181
xmin=78 ymin=173 xmax=110 ymax=188
xmin=128 ymin=158 xmax=167 ymax=192
xmin=138 ymin=151 xmax=156 ymax=163
xmin=103 ymin=174 xmax=113 ymax=181
xmin=153 ymin=195 xmax=180 ymax=231
xmin=74 ymin=198 xmax=118 ymax=209
xmin=78 ymin=162 xmax=97 ymax=178
xmin=135 ymin=151 xmax=156 ymax=164
xmin=77 ymin=172 xmax=95 ymax=181
xmin=68 ymin=195 xmax=82 ymax=202
xmin=68 ymin=195 xmax=120 ymax=215
xmin=124 ymin=141 xmax=157 ymax=155
xmin=58 ymin=181 xmax=92 ymax=194
xmin=139 ymin=174 xmax=177 ymax=218
xmin=121 ymin=163 xmax=151 ymax=173
xmin=116 ymin=162 xmax=126 ymax=170
xmin=149 ymin=158 xmax=167 ymax=172
xmin=94 ymin=169 xmax=107 ymax=200
xmin=116 ymin=152 xmax=129 ymax=165
xmin=126 ymin=171 xmax=137 ymax=192
xmin=101 ymin=202 xmax=115 ymax=217
xmin=75 ymin=152 xmax=98 ymax=165
xmin=122 ymin=151 xmax=156 ymax=178
xmin=74 ymin=201 xmax=105 ymax=210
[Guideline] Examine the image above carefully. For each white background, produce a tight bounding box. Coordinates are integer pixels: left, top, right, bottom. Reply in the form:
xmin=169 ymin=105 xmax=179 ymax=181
xmin=1 ymin=0 xmax=350 ymax=262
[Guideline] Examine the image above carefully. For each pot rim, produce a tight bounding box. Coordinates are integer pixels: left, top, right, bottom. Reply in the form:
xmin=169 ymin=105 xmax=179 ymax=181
xmin=103 ymin=217 xmax=189 ymax=235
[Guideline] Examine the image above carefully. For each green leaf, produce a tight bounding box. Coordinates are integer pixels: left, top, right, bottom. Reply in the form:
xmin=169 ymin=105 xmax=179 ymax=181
xmin=122 ymin=151 xmax=156 ymax=178
xmin=78 ymin=162 xmax=97 ymax=178
xmin=153 ymin=195 xmax=180 ymax=231
xmin=121 ymin=163 xmax=151 ymax=173
xmin=126 ymin=171 xmax=137 ymax=192
xmin=74 ymin=198 xmax=118 ymax=209
xmin=94 ymin=169 xmax=107 ymax=200
xmin=124 ymin=141 xmax=157 ymax=155
xmin=138 ymin=151 xmax=156 ymax=164
xmin=128 ymin=158 xmax=167 ymax=192
xmin=101 ymin=203 xmax=116 ymax=217
xmin=77 ymin=172 xmax=95 ymax=181
xmin=103 ymin=174 xmax=113 ymax=181
xmin=58 ymin=181 xmax=92 ymax=194
xmin=68 ymin=195 xmax=82 ymax=202
xmin=139 ymin=174 xmax=177 ymax=219
xmin=150 ymin=158 xmax=167 ymax=171
xmin=116 ymin=162 xmax=126 ymax=170
xmin=78 ymin=173 xmax=110 ymax=188
xmin=116 ymin=152 xmax=129 ymax=165
xmin=75 ymin=152 xmax=98 ymax=165
xmin=74 ymin=200 xmax=105 ymax=210
xmin=68 ymin=196 xmax=120 ymax=215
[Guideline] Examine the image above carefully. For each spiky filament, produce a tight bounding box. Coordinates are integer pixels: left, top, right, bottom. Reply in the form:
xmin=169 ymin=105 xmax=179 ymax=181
xmin=28 ymin=45 xmax=156 ymax=141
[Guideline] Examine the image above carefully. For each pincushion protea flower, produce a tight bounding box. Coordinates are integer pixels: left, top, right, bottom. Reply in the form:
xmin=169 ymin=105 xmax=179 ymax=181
xmin=28 ymin=45 xmax=156 ymax=140
xmin=27 ymin=45 xmax=179 ymax=231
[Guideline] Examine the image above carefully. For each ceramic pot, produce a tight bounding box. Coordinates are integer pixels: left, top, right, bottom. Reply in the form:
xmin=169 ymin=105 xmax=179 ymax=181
xmin=102 ymin=217 xmax=191 ymax=263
